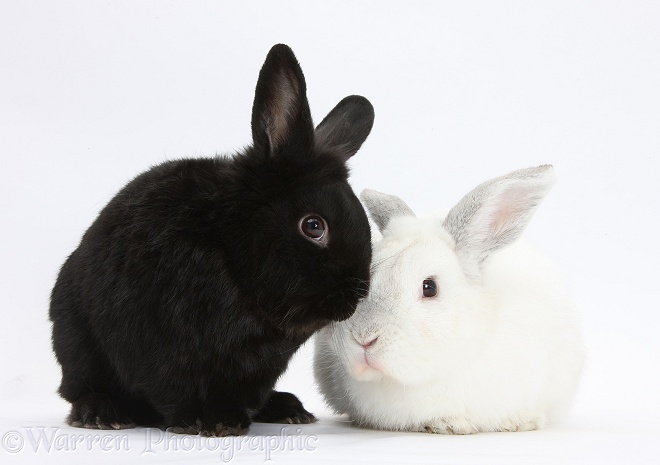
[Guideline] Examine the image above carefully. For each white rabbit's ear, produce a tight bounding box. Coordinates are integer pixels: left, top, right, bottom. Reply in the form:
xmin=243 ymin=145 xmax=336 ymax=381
xmin=360 ymin=189 xmax=416 ymax=233
xmin=443 ymin=165 xmax=556 ymax=276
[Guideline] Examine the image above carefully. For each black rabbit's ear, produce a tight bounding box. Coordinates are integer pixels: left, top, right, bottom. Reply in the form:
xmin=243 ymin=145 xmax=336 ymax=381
xmin=315 ymin=96 xmax=375 ymax=162
xmin=251 ymin=44 xmax=314 ymax=156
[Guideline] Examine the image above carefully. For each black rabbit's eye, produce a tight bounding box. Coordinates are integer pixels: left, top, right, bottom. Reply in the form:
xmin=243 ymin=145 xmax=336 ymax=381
xmin=422 ymin=279 xmax=437 ymax=298
xmin=299 ymin=215 xmax=328 ymax=245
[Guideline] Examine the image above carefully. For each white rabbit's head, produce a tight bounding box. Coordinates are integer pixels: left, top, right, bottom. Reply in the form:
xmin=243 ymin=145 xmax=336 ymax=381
xmin=327 ymin=165 xmax=557 ymax=387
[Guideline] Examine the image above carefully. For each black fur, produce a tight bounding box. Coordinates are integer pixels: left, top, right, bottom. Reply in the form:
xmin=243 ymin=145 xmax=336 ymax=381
xmin=49 ymin=44 xmax=374 ymax=437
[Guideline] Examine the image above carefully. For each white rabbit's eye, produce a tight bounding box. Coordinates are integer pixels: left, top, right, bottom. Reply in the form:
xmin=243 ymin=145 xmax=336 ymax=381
xmin=299 ymin=215 xmax=328 ymax=245
xmin=422 ymin=279 xmax=437 ymax=298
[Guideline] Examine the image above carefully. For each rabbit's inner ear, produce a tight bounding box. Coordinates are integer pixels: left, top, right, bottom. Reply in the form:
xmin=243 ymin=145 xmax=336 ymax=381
xmin=488 ymin=191 xmax=526 ymax=237
xmin=264 ymin=68 xmax=301 ymax=150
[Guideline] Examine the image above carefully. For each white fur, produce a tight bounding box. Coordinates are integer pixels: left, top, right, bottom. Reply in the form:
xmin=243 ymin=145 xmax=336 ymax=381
xmin=314 ymin=165 xmax=584 ymax=434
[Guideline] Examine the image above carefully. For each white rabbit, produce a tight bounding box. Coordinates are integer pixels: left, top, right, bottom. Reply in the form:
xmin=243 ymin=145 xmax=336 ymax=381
xmin=314 ymin=165 xmax=584 ymax=434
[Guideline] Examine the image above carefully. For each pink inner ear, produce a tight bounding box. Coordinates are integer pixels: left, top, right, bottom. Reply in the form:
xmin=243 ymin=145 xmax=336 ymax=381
xmin=267 ymin=69 xmax=299 ymax=149
xmin=487 ymin=185 xmax=528 ymax=239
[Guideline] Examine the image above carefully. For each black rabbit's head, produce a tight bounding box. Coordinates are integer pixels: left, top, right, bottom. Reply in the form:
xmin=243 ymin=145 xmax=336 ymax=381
xmin=227 ymin=45 xmax=374 ymax=334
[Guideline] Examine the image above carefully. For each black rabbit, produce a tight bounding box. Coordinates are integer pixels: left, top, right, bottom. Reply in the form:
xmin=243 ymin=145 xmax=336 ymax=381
xmin=49 ymin=44 xmax=374 ymax=437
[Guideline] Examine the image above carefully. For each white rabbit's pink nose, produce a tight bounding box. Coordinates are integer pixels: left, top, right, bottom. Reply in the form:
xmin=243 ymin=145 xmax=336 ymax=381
xmin=360 ymin=337 xmax=378 ymax=349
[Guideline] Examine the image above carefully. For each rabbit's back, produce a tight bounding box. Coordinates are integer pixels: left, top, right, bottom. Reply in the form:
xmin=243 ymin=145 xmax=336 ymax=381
xmin=476 ymin=241 xmax=585 ymax=422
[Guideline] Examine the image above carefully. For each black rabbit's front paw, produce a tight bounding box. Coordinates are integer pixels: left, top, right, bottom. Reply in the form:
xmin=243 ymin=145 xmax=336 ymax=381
xmin=167 ymin=408 xmax=251 ymax=437
xmin=67 ymin=393 xmax=135 ymax=430
xmin=201 ymin=404 xmax=251 ymax=437
xmin=253 ymin=391 xmax=316 ymax=424
xmin=167 ymin=420 xmax=249 ymax=437
xmin=199 ymin=421 xmax=250 ymax=437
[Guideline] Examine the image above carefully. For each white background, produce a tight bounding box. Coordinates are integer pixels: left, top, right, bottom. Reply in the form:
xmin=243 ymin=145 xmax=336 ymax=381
xmin=1 ymin=1 xmax=659 ymax=464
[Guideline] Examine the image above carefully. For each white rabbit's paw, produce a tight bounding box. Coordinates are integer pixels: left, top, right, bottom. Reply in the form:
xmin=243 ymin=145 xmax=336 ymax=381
xmin=423 ymin=417 xmax=479 ymax=435
xmin=497 ymin=417 xmax=542 ymax=433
